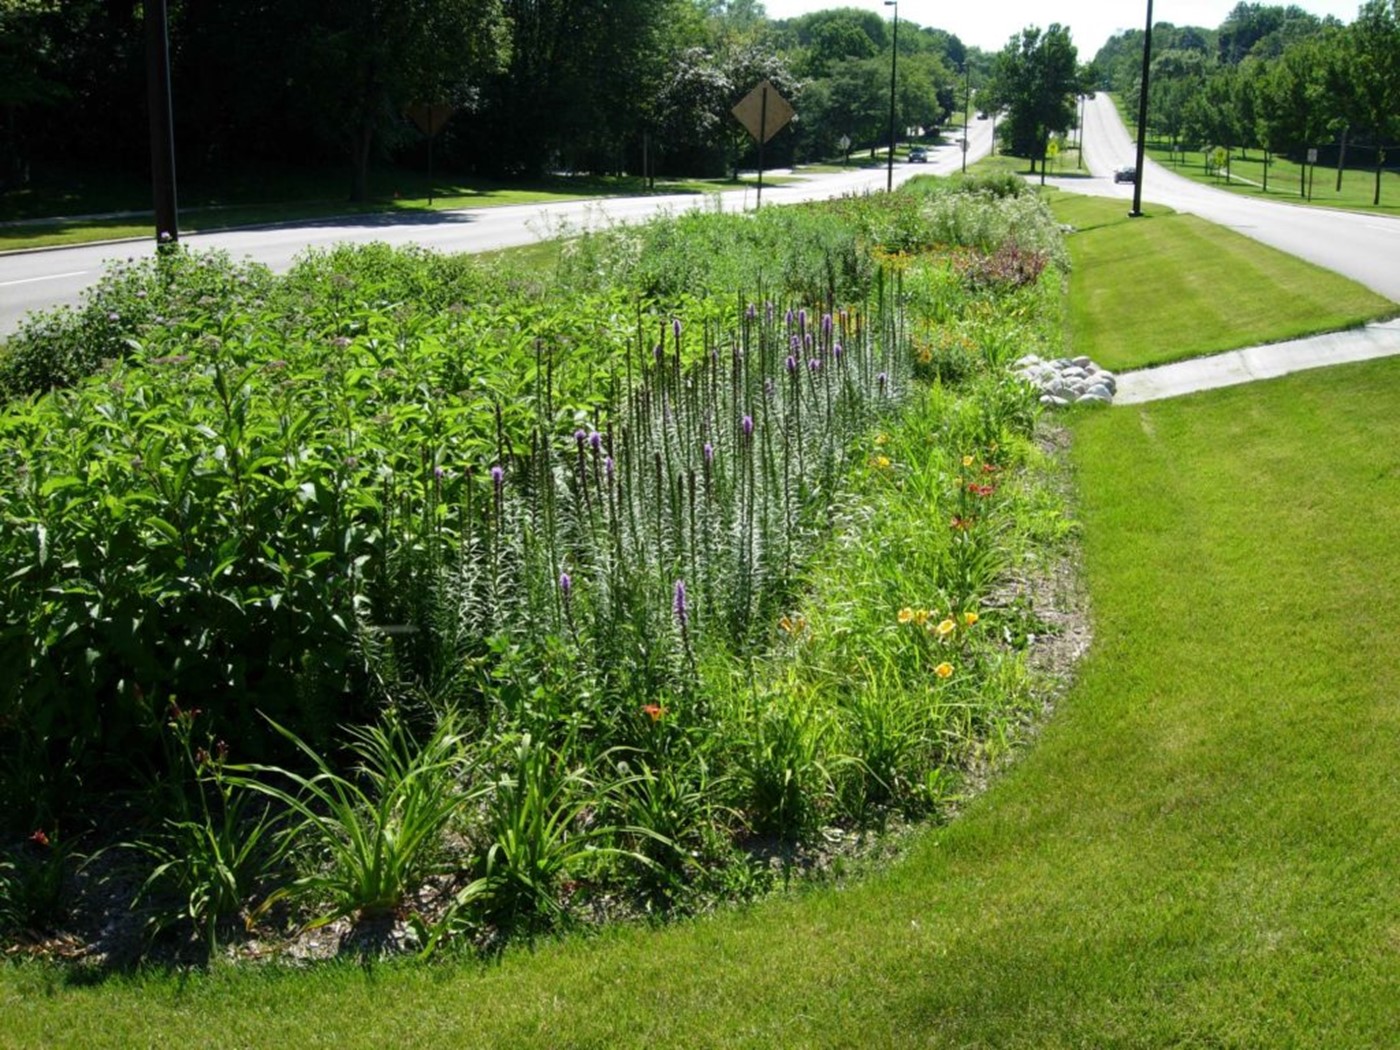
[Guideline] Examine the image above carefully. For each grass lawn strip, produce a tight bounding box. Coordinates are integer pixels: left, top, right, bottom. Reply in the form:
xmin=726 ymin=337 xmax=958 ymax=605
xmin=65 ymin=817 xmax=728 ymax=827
xmin=1048 ymin=192 xmax=1396 ymax=371
xmin=4 ymin=360 xmax=1398 ymax=1047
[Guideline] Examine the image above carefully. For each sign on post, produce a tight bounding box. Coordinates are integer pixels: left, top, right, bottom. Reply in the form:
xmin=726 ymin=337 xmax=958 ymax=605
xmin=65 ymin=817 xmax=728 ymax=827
xmin=1306 ymin=147 xmax=1319 ymax=164
xmin=731 ymin=80 xmax=794 ymax=206
xmin=405 ymin=103 xmax=455 ymax=206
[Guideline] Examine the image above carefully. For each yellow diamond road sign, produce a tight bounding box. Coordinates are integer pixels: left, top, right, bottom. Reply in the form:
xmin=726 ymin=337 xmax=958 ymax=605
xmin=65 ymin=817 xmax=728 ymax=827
xmin=732 ymin=81 xmax=794 ymax=145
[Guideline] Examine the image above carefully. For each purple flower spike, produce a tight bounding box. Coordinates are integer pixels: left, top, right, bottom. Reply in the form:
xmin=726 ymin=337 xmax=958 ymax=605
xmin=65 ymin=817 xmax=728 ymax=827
xmin=673 ymin=579 xmax=688 ymax=628
xmin=703 ymin=442 xmax=714 ymax=463
xmin=491 ymin=465 xmax=505 ymax=486
xmin=742 ymin=414 xmax=754 ymax=438
xmin=574 ymin=428 xmax=587 ymax=446
xmin=808 ymin=359 xmax=821 ymax=373
xmin=746 ymin=303 xmax=757 ymax=320
xmin=833 ymin=341 xmax=844 ymax=360
xmin=786 ymin=354 xmax=797 ymax=373
xmin=654 ymin=343 xmax=664 ymax=363
xmin=798 ymin=309 xmax=807 ymax=333
xmin=785 ymin=308 xmax=794 ymax=327
xmin=605 ymin=455 xmax=615 ymax=481
xmin=673 ymin=318 xmax=682 ymax=341
xmin=822 ymin=313 xmax=833 ymax=337
xmin=877 ymin=372 xmax=888 ymax=389
xmin=434 ymin=466 xmax=446 ymax=480
xmin=589 ymin=430 xmax=603 ymax=452
xmin=559 ymin=572 xmax=572 ymax=599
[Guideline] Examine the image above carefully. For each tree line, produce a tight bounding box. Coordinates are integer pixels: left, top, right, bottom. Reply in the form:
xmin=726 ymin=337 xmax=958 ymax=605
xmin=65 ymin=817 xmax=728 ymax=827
xmin=1094 ymin=1 xmax=1399 ymax=204
xmin=0 ymin=1 xmax=984 ymax=202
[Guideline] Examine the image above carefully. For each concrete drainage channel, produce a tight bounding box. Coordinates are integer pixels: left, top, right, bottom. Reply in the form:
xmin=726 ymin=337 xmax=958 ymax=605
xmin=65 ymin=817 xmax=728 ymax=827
xmin=1012 ymin=354 xmax=1117 ymax=406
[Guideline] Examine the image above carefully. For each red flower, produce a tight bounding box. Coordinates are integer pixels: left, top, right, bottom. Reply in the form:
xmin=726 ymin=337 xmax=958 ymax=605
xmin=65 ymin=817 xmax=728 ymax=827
xmin=30 ymin=829 xmax=50 ymax=848
xmin=950 ymin=515 xmax=973 ymax=531
xmin=641 ymin=704 xmax=668 ymax=721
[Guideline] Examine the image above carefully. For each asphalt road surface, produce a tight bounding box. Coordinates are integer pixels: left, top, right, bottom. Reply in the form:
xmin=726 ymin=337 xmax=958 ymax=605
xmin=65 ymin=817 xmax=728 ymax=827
xmin=1052 ymin=93 xmax=1400 ymax=304
xmin=0 ymin=116 xmax=997 ymax=335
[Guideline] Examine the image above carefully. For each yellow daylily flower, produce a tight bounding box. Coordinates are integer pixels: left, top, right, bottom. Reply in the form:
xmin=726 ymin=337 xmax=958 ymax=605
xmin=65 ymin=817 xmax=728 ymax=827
xmin=935 ymin=662 xmax=954 ymax=678
xmin=897 ymin=607 xmax=915 ymax=624
xmin=963 ymin=611 xmax=979 ymax=627
xmin=935 ymin=618 xmax=957 ymax=637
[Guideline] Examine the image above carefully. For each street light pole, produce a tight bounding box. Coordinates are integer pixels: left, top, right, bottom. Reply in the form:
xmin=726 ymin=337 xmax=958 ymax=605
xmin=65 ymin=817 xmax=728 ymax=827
xmin=144 ymin=0 xmax=179 ymax=244
xmin=962 ymin=65 xmax=970 ymax=174
xmin=1130 ymin=0 xmax=1153 ymax=217
xmin=885 ymin=0 xmax=898 ymax=192
xmin=1077 ymin=92 xmax=1086 ymax=170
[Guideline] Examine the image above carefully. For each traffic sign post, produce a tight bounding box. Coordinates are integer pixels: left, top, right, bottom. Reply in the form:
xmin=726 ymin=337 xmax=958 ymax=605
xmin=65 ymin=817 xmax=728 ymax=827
xmin=732 ymin=80 xmax=794 ymax=207
xmin=406 ymin=103 xmax=455 ymax=206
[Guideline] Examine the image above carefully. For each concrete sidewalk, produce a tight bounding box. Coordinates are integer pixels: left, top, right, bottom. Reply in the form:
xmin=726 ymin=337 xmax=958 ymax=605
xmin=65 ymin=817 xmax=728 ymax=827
xmin=1114 ymin=319 xmax=1400 ymax=404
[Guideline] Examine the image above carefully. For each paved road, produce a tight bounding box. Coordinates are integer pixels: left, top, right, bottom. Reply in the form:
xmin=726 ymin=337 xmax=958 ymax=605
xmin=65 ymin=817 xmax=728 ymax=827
xmin=1049 ymin=93 xmax=1400 ymax=304
xmin=0 ymin=117 xmax=996 ymax=335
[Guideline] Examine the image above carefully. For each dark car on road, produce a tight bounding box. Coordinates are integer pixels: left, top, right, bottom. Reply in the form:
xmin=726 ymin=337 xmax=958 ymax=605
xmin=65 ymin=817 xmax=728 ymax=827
xmin=908 ymin=146 xmax=928 ymax=163
xmin=1113 ymin=165 xmax=1137 ymax=184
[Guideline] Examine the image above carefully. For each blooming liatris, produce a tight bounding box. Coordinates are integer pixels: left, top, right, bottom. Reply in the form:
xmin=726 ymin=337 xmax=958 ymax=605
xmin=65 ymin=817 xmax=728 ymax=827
xmin=673 ymin=579 xmax=688 ymax=628
xmin=559 ymin=572 xmax=572 ymax=601
xmin=742 ymin=415 xmax=754 ymax=438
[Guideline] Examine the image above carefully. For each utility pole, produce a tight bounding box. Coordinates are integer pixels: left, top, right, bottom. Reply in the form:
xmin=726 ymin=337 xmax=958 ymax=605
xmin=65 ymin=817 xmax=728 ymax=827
xmin=145 ymin=0 xmax=179 ymax=244
xmin=1078 ymin=93 xmax=1086 ymax=169
xmin=1130 ymin=0 xmax=1153 ymax=217
xmin=962 ymin=66 xmax=971 ymax=174
xmin=885 ymin=0 xmax=898 ymax=191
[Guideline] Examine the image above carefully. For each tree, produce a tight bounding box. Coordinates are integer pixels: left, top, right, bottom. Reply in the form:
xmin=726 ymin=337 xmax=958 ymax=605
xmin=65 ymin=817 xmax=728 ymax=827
xmin=1147 ymin=49 xmax=1210 ymax=155
xmin=993 ymin=24 xmax=1082 ymax=175
xmin=292 ymin=0 xmax=510 ymax=200
xmin=1328 ymin=0 xmax=1400 ymax=205
xmin=1257 ymin=31 xmax=1338 ymax=196
xmin=655 ymin=40 xmax=799 ymax=176
xmin=0 ymin=0 xmax=66 ymax=188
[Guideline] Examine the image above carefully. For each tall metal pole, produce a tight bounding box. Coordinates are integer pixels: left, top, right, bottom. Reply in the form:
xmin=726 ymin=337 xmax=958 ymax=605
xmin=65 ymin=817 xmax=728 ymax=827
xmin=1077 ymin=93 xmax=1086 ymax=169
xmin=962 ymin=66 xmax=970 ymax=173
xmin=885 ymin=0 xmax=898 ymax=192
xmin=1130 ymin=0 xmax=1153 ymax=217
xmin=145 ymin=0 xmax=179 ymax=243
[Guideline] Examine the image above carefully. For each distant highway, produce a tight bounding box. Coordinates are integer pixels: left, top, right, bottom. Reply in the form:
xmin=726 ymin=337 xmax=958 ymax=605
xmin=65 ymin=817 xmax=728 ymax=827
xmin=1052 ymin=93 xmax=1400 ymax=304
xmin=0 ymin=116 xmax=996 ymax=334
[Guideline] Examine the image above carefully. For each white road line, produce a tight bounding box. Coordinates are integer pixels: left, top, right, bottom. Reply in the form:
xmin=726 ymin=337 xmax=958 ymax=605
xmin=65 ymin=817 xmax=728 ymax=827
xmin=0 ymin=270 xmax=89 ymax=288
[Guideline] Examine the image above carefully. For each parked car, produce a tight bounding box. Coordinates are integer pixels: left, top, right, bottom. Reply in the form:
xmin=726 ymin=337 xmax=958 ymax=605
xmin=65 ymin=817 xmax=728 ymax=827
xmin=1113 ymin=165 xmax=1137 ymax=184
xmin=908 ymin=146 xmax=928 ymax=163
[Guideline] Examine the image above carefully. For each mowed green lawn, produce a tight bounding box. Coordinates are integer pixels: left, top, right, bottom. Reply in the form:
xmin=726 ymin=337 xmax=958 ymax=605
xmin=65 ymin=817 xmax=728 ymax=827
xmin=5 ymin=352 xmax=1398 ymax=1041
xmin=1051 ymin=193 xmax=1396 ymax=371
